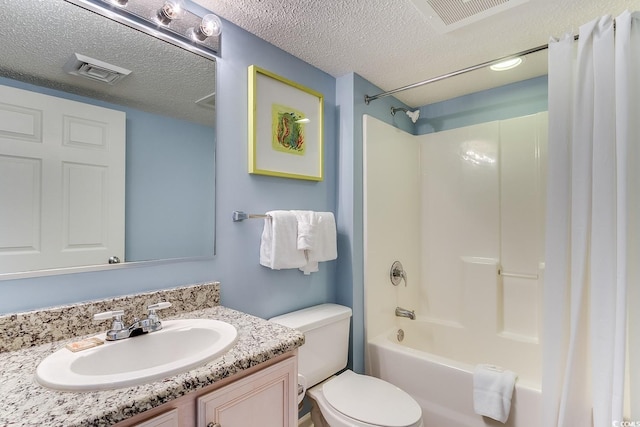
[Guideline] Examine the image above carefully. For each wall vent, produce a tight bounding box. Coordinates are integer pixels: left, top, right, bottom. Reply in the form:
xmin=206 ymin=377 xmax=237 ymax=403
xmin=410 ymin=0 xmax=530 ymax=33
xmin=63 ymin=53 xmax=131 ymax=85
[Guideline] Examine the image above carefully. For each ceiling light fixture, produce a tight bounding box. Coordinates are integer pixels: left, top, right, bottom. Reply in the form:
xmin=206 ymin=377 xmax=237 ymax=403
xmin=489 ymin=57 xmax=523 ymax=71
xmin=64 ymin=0 xmax=222 ymax=59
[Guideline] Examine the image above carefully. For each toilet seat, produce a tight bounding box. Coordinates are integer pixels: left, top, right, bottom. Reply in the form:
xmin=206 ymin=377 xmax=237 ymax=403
xmin=308 ymin=370 xmax=423 ymax=427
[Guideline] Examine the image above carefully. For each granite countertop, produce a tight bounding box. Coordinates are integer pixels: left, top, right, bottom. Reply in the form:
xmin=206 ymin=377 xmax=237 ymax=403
xmin=0 ymin=306 xmax=304 ymax=427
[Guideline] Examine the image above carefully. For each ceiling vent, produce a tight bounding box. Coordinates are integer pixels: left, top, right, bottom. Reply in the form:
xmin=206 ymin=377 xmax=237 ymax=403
xmin=410 ymin=0 xmax=530 ymax=33
xmin=63 ymin=53 xmax=132 ymax=85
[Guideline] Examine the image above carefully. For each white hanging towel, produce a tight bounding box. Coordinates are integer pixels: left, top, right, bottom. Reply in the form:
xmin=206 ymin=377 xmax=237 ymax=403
xmin=260 ymin=210 xmax=307 ymax=270
xmin=292 ymin=211 xmax=337 ymax=274
xmin=293 ymin=210 xmax=317 ymax=252
xmin=473 ymin=364 xmax=517 ymax=423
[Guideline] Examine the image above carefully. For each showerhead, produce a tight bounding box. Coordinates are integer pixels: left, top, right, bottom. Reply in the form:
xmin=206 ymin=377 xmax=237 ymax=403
xmin=406 ymin=109 xmax=420 ymax=123
xmin=390 ymin=106 xmax=420 ymax=124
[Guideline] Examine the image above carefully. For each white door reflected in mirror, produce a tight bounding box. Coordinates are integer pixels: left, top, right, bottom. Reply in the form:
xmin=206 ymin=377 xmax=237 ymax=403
xmin=0 ymin=85 xmax=125 ymax=274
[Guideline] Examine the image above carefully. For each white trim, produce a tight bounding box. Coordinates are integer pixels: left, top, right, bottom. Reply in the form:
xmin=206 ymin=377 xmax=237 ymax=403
xmin=0 ymin=256 xmax=213 ymax=281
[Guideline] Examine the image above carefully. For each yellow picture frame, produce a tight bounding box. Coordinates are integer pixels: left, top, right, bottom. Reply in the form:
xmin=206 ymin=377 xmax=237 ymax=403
xmin=248 ymin=65 xmax=324 ymax=181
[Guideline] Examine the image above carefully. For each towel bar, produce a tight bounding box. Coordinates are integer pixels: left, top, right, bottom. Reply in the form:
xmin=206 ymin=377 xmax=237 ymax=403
xmin=232 ymin=211 xmax=270 ymax=222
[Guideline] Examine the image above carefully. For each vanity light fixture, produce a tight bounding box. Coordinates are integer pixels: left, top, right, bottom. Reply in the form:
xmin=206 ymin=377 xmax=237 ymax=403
xmin=64 ymin=0 xmax=222 ymax=59
xmin=489 ymin=57 xmax=523 ymax=71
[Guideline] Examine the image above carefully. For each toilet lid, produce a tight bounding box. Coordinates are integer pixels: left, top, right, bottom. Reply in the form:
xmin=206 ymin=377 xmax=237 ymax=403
xmin=322 ymin=370 xmax=422 ymax=427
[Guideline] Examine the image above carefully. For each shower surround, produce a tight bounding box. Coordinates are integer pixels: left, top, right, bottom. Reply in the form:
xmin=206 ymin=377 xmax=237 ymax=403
xmin=363 ymin=112 xmax=547 ymax=425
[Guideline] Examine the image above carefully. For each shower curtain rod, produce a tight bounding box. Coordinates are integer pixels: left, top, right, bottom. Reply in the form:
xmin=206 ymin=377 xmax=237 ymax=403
xmin=364 ymin=34 xmax=582 ymax=105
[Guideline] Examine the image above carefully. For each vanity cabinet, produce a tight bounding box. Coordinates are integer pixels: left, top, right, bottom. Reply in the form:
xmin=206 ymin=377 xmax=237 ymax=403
xmin=115 ymin=352 xmax=297 ymax=427
xmin=132 ymin=409 xmax=179 ymax=427
xmin=197 ymin=355 xmax=296 ymax=427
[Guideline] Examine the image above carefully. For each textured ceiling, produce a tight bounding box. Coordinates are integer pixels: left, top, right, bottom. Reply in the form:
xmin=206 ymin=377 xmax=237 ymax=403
xmin=3 ymin=0 xmax=637 ymax=116
xmin=197 ymin=0 xmax=638 ymax=107
xmin=0 ymin=0 xmax=216 ymax=127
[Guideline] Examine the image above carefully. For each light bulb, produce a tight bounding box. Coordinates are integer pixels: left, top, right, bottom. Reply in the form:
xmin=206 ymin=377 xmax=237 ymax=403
xmin=200 ymin=14 xmax=222 ymax=38
xmin=190 ymin=13 xmax=222 ymax=41
xmin=157 ymin=0 xmax=184 ymax=25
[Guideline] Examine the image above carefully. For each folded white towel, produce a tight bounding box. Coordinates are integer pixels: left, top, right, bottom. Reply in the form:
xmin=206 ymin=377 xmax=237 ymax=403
xmin=309 ymin=212 xmax=337 ymax=262
xmin=293 ymin=210 xmax=316 ymax=251
xmin=473 ymin=364 xmax=517 ymax=423
xmin=292 ymin=211 xmax=337 ymax=275
xmin=259 ymin=210 xmax=307 ymax=270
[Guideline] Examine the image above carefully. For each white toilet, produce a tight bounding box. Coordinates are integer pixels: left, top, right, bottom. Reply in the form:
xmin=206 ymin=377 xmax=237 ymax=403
xmin=270 ymin=303 xmax=423 ymax=427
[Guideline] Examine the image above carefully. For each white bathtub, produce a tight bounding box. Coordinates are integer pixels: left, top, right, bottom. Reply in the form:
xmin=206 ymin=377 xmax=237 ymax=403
xmin=367 ymin=322 xmax=541 ymax=427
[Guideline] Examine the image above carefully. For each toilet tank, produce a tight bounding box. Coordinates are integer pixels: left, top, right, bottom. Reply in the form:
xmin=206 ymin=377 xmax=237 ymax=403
xmin=270 ymin=303 xmax=352 ymax=388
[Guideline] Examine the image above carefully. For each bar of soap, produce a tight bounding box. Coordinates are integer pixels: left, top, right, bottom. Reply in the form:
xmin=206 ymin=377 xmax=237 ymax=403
xmin=65 ymin=337 xmax=104 ymax=352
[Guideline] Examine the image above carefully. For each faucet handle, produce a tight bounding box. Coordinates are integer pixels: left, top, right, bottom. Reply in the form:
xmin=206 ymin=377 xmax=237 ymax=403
xmin=93 ymin=310 xmax=126 ymax=331
xmin=93 ymin=310 xmax=125 ymax=320
xmin=147 ymin=302 xmax=172 ymax=322
xmin=147 ymin=302 xmax=172 ymax=311
xmin=146 ymin=302 xmax=171 ymax=332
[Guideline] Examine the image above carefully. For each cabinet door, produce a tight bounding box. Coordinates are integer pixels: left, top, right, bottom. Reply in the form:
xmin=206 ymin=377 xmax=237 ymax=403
xmin=133 ymin=409 xmax=179 ymax=427
xmin=198 ymin=357 xmax=296 ymax=427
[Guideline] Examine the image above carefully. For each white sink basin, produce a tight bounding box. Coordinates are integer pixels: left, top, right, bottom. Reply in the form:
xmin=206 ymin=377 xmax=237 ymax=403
xmin=35 ymin=318 xmax=238 ymax=391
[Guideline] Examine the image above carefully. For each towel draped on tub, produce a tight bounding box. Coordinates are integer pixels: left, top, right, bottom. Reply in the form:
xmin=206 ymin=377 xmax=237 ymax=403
xmin=473 ymin=364 xmax=517 ymax=423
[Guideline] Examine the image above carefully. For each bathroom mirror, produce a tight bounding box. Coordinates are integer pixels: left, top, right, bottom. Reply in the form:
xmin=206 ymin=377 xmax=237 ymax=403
xmin=0 ymin=0 xmax=216 ymax=278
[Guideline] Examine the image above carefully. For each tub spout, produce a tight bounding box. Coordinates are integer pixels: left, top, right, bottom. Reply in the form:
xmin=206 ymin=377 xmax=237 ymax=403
xmin=395 ymin=307 xmax=415 ymax=320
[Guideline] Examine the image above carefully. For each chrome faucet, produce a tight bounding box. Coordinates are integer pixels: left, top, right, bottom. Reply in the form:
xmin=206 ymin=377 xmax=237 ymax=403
xmin=395 ymin=307 xmax=416 ymax=320
xmin=94 ymin=302 xmax=172 ymax=341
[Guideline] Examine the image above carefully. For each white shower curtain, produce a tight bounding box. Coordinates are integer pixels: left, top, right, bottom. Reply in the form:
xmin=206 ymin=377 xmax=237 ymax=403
xmin=542 ymin=10 xmax=640 ymax=427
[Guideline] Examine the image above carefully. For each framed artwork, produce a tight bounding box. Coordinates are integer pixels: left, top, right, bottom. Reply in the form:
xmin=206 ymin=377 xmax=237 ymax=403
xmin=248 ymin=65 xmax=324 ymax=181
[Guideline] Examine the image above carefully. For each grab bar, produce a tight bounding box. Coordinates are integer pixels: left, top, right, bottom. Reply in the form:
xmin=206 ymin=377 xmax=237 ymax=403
xmin=498 ymin=269 xmax=538 ymax=280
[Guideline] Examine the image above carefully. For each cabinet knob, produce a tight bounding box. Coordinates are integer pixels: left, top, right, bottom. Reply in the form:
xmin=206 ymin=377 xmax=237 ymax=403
xmin=207 ymin=423 xmax=221 ymax=427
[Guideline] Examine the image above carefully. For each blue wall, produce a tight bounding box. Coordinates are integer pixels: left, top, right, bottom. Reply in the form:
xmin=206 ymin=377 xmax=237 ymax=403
xmin=213 ymin=20 xmax=338 ymax=318
xmin=416 ymin=75 xmax=548 ymax=134
xmin=0 ymin=19 xmax=337 ymax=319
xmin=124 ymin=110 xmax=215 ymax=261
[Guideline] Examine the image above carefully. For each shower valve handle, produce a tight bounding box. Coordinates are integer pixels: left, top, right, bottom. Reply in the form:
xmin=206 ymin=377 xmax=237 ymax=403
xmin=390 ymin=261 xmax=408 ymax=287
